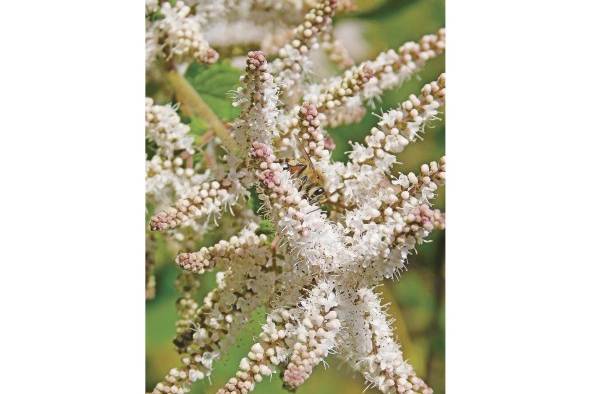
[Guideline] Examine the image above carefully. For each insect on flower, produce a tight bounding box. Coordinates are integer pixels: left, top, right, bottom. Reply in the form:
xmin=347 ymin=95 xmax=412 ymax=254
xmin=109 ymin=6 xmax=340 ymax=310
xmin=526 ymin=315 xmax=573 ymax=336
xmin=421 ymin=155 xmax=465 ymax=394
xmin=281 ymin=143 xmax=329 ymax=205
xmin=281 ymin=101 xmax=340 ymax=207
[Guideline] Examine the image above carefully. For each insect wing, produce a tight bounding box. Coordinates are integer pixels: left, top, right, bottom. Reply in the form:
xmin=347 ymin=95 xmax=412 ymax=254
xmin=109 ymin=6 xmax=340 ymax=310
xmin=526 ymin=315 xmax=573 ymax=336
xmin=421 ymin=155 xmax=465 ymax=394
xmin=287 ymin=162 xmax=307 ymax=177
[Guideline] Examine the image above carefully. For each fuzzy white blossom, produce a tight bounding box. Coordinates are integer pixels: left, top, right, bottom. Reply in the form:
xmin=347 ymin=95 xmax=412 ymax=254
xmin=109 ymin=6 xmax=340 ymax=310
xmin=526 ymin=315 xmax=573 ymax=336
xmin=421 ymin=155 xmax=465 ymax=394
xmin=233 ymin=51 xmax=280 ymax=148
xmin=250 ymin=141 xmax=353 ymax=272
xmin=149 ymin=177 xmax=247 ymax=231
xmin=271 ymin=0 xmax=338 ymax=98
xmin=300 ymin=29 xmax=446 ymax=129
xmin=146 ymin=98 xmax=194 ymax=158
xmin=146 ymin=1 xmax=218 ymax=67
xmin=283 ymin=281 xmax=340 ymax=390
xmin=145 ymin=98 xmax=215 ymax=216
xmin=343 ymin=288 xmax=434 ymax=394
xmin=325 ymin=74 xmax=446 ymax=211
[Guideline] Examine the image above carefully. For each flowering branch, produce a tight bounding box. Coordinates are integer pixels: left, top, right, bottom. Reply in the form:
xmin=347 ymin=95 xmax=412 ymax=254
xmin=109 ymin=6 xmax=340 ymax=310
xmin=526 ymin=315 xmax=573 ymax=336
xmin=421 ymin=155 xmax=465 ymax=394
xmin=343 ymin=288 xmax=433 ymax=394
xmin=149 ymin=177 xmax=245 ymax=231
xmin=304 ymin=29 xmax=446 ymax=128
xmin=146 ymin=1 xmax=218 ymax=67
xmin=217 ymin=307 xmax=298 ymax=393
xmin=154 ymin=237 xmax=281 ymax=393
xmin=283 ymin=281 xmax=340 ymax=390
xmin=272 ymin=0 xmax=338 ymax=97
xmin=325 ymin=74 xmax=446 ymax=211
xmin=176 ymin=223 xmax=270 ymax=274
xmin=321 ymin=28 xmax=355 ymax=69
xmin=351 ymin=73 xmax=446 ymax=169
xmin=250 ymin=141 xmax=352 ymax=271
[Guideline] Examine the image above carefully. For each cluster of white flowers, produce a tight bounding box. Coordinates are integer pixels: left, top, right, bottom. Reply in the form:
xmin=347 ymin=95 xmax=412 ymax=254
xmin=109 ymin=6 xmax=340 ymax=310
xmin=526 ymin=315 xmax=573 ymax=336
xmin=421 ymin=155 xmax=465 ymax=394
xmin=145 ymin=97 xmax=216 ymax=216
xmin=345 ymin=287 xmax=434 ymax=394
xmin=216 ymin=307 xmax=296 ymax=394
xmin=270 ymin=0 xmax=338 ymax=98
xmin=155 ymin=225 xmax=280 ymax=394
xmin=175 ymin=222 xmax=269 ymax=273
xmin=146 ymin=1 xmax=218 ymax=67
xmin=147 ymin=3 xmax=446 ymax=392
xmin=325 ymin=73 xmax=446 ymax=212
xmin=145 ymin=96 xmax=254 ymax=297
xmin=321 ymin=29 xmax=355 ymax=69
xmin=250 ymin=141 xmax=353 ymax=273
xmin=282 ymin=281 xmax=340 ymax=390
xmin=358 ymin=29 xmax=445 ymax=105
xmin=145 ymin=96 xmax=223 ymax=264
xmin=233 ymin=50 xmax=280 ymax=149
xmin=351 ymin=73 xmax=446 ymax=170
xmin=146 ymin=0 xmax=358 ymax=71
xmin=278 ymin=102 xmax=331 ymax=163
xmin=146 ymin=98 xmax=194 ymax=157
xmin=303 ymin=29 xmax=446 ymax=128
xmin=149 ymin=177 xmax=245 ymax=231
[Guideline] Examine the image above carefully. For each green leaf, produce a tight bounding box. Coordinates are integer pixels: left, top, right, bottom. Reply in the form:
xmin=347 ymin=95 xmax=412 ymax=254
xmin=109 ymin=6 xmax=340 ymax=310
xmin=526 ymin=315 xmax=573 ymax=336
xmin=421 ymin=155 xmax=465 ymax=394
xmin=185 ymin=61 xmax=242 ymax=121
xmin=189 ymin=116 xmax=208 ymax=137
xmin=145 ymin=139 xmax=158 ymax=160
xmin=248 ymin=187 xmax=263 ymax=214
xmin=350 ymin=0 xmax=415 ymax=20
xmin=147 ymin=10 xmax=164 ymax=22
xmin=256 ymin=220 xmax=275 ymax=238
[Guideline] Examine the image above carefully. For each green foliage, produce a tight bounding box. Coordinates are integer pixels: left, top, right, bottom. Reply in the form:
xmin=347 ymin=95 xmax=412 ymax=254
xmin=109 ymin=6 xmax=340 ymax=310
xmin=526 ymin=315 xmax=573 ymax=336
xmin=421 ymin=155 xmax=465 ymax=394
xmin=347 ymin=0 xmax=416 ymax=20
xmin=185 ymin=61 xmax=242 ymax=121
xmin=248 ymin=187 xmax=263 ymax=214
xmin=188 ymin=116 xmax=209 ymax=138
xmin=147 ymin=9 xmax=164 ymax=22
xmin=146 ymin=138 xmax=158 ymax=160
xmin=255 ymin=219 xmax=276 ymax=239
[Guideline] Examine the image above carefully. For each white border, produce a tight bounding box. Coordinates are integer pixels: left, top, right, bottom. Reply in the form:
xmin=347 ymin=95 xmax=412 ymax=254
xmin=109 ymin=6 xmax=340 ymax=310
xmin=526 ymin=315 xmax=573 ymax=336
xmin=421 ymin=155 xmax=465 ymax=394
xmin=0 ymin=1 xmax=145 ymax=392
xmin=447 ymin=0 xmax=591 ymax=392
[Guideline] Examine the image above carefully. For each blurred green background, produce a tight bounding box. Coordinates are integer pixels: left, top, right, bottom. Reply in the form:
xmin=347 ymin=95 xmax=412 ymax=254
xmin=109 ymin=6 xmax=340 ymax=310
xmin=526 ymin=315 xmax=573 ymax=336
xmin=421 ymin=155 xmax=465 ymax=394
xmin=146 ymin=0 xmax=445 ymax=392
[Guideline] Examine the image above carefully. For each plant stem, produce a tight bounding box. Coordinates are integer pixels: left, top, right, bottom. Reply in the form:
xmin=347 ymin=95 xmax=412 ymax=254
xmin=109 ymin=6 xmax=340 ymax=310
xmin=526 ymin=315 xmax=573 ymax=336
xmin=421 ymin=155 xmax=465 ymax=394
xmin=166 ymin=70 xmax=242 ymax=158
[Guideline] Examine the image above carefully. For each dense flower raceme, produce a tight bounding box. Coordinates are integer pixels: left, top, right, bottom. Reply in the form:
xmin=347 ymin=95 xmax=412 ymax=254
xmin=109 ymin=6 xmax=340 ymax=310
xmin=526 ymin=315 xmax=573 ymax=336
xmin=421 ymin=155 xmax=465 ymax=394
xmin=146 ymin=1 xmax=219 ymax=66
xmin=145 ymin=0 xmax=355 ymax=70
xmin=146 ymin=7 xmax=446 ymax=392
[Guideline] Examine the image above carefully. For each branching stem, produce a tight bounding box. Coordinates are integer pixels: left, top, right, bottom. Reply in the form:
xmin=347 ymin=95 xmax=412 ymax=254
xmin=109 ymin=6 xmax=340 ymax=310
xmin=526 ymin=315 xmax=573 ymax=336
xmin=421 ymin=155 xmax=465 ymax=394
xmin=166 ymin=70 xmax=242 ymax=158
